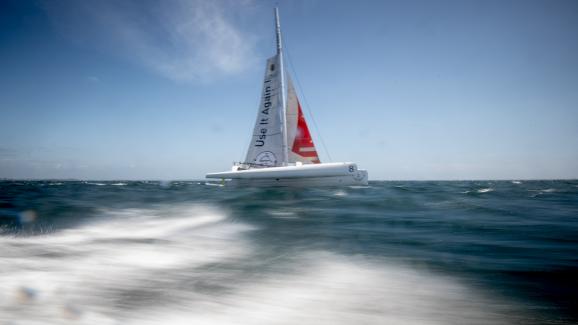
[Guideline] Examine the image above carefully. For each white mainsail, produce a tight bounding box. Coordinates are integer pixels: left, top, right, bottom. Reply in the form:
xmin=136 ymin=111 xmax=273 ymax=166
xmin=244 ymin=54 xmax=285 ymax=167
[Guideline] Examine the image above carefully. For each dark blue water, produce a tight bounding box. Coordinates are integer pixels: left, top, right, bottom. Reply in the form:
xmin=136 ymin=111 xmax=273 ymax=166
xmin=1 ymin=180 xmax=577 ymax=324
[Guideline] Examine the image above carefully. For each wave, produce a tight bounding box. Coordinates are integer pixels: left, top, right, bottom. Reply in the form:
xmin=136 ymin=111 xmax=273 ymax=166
xmin=83 ymin=182 xmax=128 ymax=186
xmin=204 ymin=182 xmax=224 ymax=187
xmin=85 ymin=182 xmax=106 ymax=186
xmin=0 ymin=204 xmax=254 ymax=324
xmin=0 ymin=204 xmax=534 ymax=325
xmin=462 ymin=188 xmax=494 ymax=194
xmin=528 ymin=188 xmax=559 ymax=197
xmin=267 ymin=209 xmax=298 ymax=219
xmin=2 ymin=181 xmax=574 ymax=324
xmin=333 ymin=190 xmax=348 ymax=197
xmin=124 ymin=253 xmax=526 ymax=325
xmin=1 ymin=251 xmax=531 ymax=324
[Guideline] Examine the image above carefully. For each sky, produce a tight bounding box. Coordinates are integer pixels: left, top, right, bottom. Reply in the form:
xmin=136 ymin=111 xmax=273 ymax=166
xmin=0 ymin=0 xmax=577 ymax=180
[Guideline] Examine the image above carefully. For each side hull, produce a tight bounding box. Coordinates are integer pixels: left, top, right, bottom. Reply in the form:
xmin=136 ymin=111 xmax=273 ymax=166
xmin=207 ymin=162 xmax=357 ymax=179
xmin=222 ymin=170 xmax=368 ymax=187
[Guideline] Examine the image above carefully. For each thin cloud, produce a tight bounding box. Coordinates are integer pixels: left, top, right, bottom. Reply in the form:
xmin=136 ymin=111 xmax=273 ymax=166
xmin=43 ymin=0 xmax=258 ymax=82
xmin=86 ymin=76 xmax=100 ymax=83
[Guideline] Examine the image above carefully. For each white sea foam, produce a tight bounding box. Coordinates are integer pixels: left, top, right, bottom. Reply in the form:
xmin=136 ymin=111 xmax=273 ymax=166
xmin=267 ymin=210 xmax=298 ymax=219
xmin=462 ymin=188 xmax=494 ymax=194
xmin=0 ymin=206 xmax=530 ymax=324
xmin=124 ymin=253 xmax=525 ymax=325
xmin=528 ymin=188 xmax=557 ymax=193
xmin=528 ymin=188 xmax=558 ymax=197
xmin=0 ymin=204 xmax=253 ymax=324
xmin=204 ymin=182 xmax=224 ymax=187
xmin=334 ymin=190 xmax=347 ymax=197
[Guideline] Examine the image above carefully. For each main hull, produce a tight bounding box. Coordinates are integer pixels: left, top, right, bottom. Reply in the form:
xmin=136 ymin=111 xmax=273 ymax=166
xmin=206 ymin=162 xmax=368 ymax=187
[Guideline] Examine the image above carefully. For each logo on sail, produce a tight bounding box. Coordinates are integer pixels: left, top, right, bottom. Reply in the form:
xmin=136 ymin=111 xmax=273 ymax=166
xmin=255 ymin=151 xmax=277 ymax=167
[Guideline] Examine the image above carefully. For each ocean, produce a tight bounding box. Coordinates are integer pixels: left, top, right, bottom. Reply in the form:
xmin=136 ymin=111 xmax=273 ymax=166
xmin=1 ymin=180 xmax=577 ymax=324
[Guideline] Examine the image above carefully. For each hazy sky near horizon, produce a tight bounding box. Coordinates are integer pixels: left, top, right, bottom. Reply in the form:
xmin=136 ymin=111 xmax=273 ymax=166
xmin=1 ymin=0 xmax=577 ymax=180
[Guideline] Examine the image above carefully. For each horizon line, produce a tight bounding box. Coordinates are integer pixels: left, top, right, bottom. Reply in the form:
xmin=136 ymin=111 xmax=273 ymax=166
xmin=1 ymin=178 xmax=577 ymax=182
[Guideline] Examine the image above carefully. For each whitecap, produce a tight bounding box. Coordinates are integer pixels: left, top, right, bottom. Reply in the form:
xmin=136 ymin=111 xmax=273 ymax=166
xmin=528 ymin=188 xmax=557 ymax=194
xmin=268 ymin=210 xmax=298 ymax=219
xmin=334 ymin=190 xmax=347 ymax=197
xmin=477 ymin=188 xmax=493 ymax=193
xmin=204 ymin=182 xmax=224 ymax=187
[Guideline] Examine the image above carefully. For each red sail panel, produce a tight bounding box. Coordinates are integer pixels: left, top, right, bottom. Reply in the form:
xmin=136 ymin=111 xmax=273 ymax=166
xmin=291 ymin=100 xmax=320 ymax=164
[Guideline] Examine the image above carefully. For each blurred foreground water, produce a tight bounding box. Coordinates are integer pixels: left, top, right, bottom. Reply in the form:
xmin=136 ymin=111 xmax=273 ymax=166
xmin=1 ymin=180 xmax=577 ymax=324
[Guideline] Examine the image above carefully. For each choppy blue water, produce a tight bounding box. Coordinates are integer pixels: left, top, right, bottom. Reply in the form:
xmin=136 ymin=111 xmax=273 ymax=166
xmin=1 ymin=180 xmax=577 ymax=324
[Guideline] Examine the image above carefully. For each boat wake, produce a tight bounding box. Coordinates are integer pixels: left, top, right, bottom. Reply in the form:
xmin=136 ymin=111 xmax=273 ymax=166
xmin=0 ymin=203 xmax=532 ymax=324
xmin=0 ymin=205 xmax=252 ymax=324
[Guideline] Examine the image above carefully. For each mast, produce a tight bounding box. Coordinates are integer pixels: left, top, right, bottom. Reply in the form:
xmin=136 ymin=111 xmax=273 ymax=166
xmin=275 ymin=7 xmax=289 ymax=166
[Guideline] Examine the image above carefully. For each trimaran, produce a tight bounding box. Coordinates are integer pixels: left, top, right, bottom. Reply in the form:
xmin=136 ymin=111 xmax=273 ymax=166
xmin=206 ymin=8 xmax=368 ymax=186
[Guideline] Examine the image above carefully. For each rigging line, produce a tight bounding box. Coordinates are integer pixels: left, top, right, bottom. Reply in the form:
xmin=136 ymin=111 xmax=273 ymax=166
xmin=282 ymin=34 xmax=334 ymax=162
xmin=239 ymin=95 xmax=262 ymax=164
xmin=239 ymin=138 xmax=249 ymax=164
